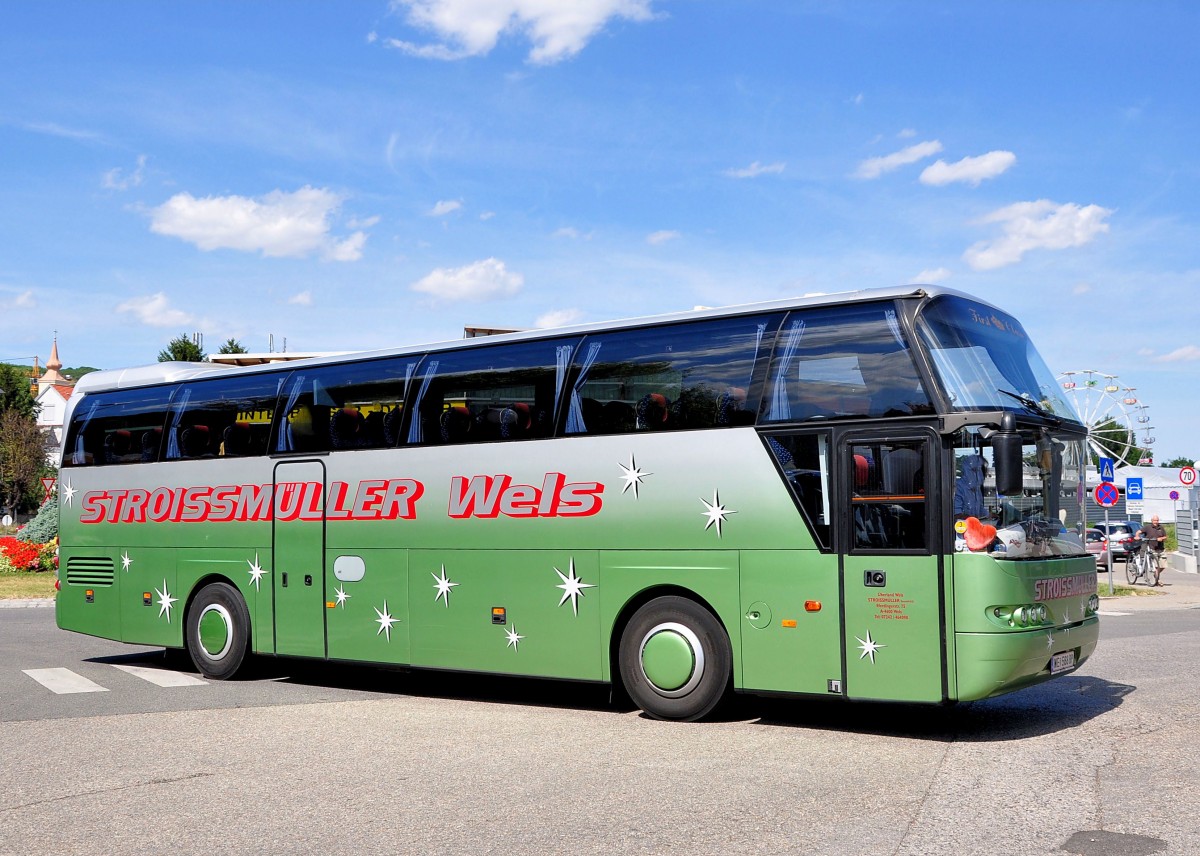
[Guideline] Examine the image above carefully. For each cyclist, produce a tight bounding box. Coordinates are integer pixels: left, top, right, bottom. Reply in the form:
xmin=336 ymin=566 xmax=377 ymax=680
xmin=1136 ymin=515 xmax=1168 ymax=586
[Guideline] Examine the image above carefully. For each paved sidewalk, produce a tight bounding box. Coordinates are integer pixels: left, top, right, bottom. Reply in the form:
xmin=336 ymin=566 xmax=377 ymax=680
xmin=1097 ymin=562 xmax=1200 ymax=611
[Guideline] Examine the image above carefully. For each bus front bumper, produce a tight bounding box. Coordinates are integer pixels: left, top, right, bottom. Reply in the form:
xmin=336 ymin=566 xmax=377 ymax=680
xmin=954 ymin=616 xmax=1099 ymax=701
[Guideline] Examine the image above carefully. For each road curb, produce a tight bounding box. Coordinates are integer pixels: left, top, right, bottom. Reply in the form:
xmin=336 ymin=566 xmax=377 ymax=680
xmin=0 ymin=598 xmax=54 ymax=609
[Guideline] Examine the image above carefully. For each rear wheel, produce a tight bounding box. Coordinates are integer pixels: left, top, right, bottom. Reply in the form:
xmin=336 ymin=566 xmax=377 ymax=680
xmin=618 ymin=596 xmax=731 ymax=722
xmin=1125 ymin=553 xmax=1140 ymax=585
xmin=186 ymin=582 xmax=251 ymax=679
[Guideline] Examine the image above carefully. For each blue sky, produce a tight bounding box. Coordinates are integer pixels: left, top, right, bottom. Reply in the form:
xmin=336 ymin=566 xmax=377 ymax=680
xmin=2 ymin=1 xmax=1197 ymax=462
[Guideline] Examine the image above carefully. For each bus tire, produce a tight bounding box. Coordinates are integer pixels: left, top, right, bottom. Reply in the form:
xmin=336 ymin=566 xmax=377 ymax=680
xmin=619 ymin=596 xmax=731 ymax=722
xmin=185 ymin=582 xmax=251 ymax=680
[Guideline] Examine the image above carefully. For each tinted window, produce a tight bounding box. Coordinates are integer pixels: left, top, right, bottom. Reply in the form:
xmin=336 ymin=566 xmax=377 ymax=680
xmin=408 ymin=339 xmax=577 ymax=445
xmin=563 ymin=313 xmax=783 ymax=435
xmin=847 ymin=439 xmax=928 ymax=551
xmin=276 ymin=358 xmax=417 ymax=453
xmin=762 ymin=302 xmax=931 ymax=423
xmin=63 ymin=387 xmax=174 ymax=467
xmin=763 ymin=432 xmax=832 ymax=550
xmin=165 ymin=375 xmax=284 ymax=460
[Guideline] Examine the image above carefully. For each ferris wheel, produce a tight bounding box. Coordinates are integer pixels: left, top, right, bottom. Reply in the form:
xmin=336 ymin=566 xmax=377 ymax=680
xmin=1057 ymin=370 xmax=1155 ymax=466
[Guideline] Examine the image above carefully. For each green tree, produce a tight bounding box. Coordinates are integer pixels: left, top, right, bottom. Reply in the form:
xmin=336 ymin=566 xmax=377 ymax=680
xmin=0 ymin=364 xmax=37 ymax=419
xmin=1162 ymin=456 xmax=1195 ymax=468
xmin=217 ymin=338 xmax=248 ymax=354
xmin=158 ymin=334 xmax=207 ymax=363
xmin=0 ymin=408 xmax=47 ymax=515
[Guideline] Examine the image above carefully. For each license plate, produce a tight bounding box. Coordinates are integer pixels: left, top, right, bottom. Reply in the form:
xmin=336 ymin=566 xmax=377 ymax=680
xmin=1050 ymin=650 xmax=1076 ymax=674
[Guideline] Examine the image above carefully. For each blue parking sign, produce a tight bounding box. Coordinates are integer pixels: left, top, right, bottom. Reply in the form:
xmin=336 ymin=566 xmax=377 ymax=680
xmin=1126 ymin=477 xmax=1143 ymax=500
xmin=1099 ymin=457 xmax=1115 ymax=482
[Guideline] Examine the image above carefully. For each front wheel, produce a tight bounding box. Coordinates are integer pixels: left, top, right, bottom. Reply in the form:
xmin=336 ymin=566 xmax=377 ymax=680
xmin=618 ymin=596 xmax=731 ymax=722
xmin=185 ymin=582 xmax=251 ymax=679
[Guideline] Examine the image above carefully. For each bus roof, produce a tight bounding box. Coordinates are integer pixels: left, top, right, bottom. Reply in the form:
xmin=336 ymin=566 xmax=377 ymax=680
xmin=73 ymin=284 xmax=977 ymax=395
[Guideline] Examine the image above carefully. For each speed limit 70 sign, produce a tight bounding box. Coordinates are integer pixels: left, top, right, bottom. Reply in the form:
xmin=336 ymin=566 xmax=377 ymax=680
xmin=1182 ymin=466 xmax=1198 ymax=486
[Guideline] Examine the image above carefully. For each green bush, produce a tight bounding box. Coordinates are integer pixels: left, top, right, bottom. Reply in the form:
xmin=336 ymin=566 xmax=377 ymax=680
xmin=17 ymin=496 xmax=58 ymax=543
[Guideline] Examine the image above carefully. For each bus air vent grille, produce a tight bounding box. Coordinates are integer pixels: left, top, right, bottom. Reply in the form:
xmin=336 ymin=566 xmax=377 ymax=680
xmin=66 ymin=557 xmax=116 ymax=587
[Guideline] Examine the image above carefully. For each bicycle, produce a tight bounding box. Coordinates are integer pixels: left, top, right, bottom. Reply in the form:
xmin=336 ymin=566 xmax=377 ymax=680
xmin=1125 ymin=539 xmax=1162 ymax=587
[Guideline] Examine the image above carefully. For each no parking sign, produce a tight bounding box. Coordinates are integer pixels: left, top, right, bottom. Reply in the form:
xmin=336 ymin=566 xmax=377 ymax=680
xmin=1094 ymin=482 xmax=1119 ymax=508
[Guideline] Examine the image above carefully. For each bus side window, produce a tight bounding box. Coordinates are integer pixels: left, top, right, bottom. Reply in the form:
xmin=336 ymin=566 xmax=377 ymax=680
xmin=408 ymin=338 xmax=578 ymax=446
xmin=166 ymin=375 xmax=283 ymax=461
xmin=848 ymin=441 xmax=927 ymax=551
xmin=563 ymin=312 xmax=783 ymax=436
xmin=62 ymin=387 xmax=173 ymax=468
xmin=763 ymin=432 xmax=831 ymax=550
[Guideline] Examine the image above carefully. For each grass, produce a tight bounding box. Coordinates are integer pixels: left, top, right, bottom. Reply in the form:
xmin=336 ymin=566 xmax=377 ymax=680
xmin=0 ymin=573 xmax=56 ymax=600
xmin=1096 ymin=581 xmax=1162 ymax=597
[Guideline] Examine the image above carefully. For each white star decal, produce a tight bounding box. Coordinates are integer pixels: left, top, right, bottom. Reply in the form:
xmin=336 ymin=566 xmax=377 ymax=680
xmin=700 ymin=489 xmax=736 ymax=537
xmin=432 ymin=565 xmax=459 ymax=607
xmin=155 ymin=579 xmax=178 ymax=623
xmin=334 ymin=585 xmax=351 ymax=608
xmin=374 ymin=601 xmax=398 ymax=642
xmin=855 ymin=630 xmax=886 ymax=664
xmin=618 ymin=454 xmax=652 ymax=499
xmin=61 ymin=478 xmax=77 ymax=507
xmin=504 ymin=624 xmax=525 ymax=650
xmin=247 ymin=554 xmax=267 ymax=590
xmin=1046 ymin=631 xmax=1055 ymax=650
xmin=555 ymin=558 xmax=595 ymax=616
xmin=121 ymin=551 xmax=132 ymax=572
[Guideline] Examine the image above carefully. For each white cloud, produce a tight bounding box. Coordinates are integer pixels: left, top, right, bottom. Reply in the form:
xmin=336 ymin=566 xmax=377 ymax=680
xmin=724 ymin=161 xmax=785 ymax=179
xmin=385 ymin=0 xmax=657 ymax=65
xmin=149 ymin=186 xmax=365 ymax=261
xmin=920 ymin=150 xmax=1016 ymax=187
xmin=898 ymin=128 xmax=917 ymax=139
xmin=553 ymin=227 xmax=581 ymax=239
xmin=288 ymin=290 xmax=314 ymax=306
xmin=1155 ymin=345 xmax=1200 ymax=363
xmin=914 ymin=267 xmax=952 ymax=284
xmin=1072 ymin=282 xmax=1093 ymax=296
xmin=854 ymin=140 xmax=943 ymax=179
xmin=479 ymin=211 xmax=496 ymax=221
xmin=347 ymin=214 xmax=381 ymax=229
xmin=963 ymin=200 xmax=1113 ymax=271
xmin=115 ymin=292 xmax=194 ymax=328
xmin=646 ymin=230 xmax=681 ymax=245
xmin=535 ymin=308 xmax=583 ymax=328
xmin=1 ymin=289 xmax=37 ymax=311
xmin=103 ymin=154 xmax=147 ymax=191
xmin=428 ymin=199 xmax=463 ymax=217
xmin=411 ymin=257 xmax=523 ymax=302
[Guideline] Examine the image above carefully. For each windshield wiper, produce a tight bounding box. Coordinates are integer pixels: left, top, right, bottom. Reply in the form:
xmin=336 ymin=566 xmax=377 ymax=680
xmin=997 ymin=389 xmax=1061 ymax=424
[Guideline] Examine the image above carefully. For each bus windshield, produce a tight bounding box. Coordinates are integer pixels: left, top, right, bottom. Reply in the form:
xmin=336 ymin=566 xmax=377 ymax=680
xmin=916 ymin=295 xmax=1079 ymax=420
xmin=952 ymin=427 xmax=1087 ymax=559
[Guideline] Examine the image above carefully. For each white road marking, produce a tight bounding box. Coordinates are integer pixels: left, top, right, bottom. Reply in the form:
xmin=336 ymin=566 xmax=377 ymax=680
xmin=110 ymin=664 xmax=207 ymax=687
xmin=23 ymin=667 xmax=109 ymax=694
xmin=1098 ymin=610 xmax=1132 ymax=616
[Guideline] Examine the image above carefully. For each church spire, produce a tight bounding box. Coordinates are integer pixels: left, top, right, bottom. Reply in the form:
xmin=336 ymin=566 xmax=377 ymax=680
xmin=38 ymin=333 xmax=67 ymax=389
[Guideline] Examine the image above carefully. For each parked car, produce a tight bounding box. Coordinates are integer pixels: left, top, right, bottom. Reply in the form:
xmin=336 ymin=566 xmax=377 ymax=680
xmin=1093 ymin=520 xmax=1140 ymax=563
xmin=1084 ymin=527 xmax=1111 ymax=571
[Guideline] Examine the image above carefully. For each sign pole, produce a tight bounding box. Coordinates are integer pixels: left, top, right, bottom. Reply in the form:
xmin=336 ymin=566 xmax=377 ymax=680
xmin=1105 ymin=507 xmax=1113 ymax=592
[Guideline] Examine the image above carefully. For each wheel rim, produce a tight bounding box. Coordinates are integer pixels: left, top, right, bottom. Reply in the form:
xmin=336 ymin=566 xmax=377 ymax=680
xmin=197 ymin=603 xmax=234 ymax=660
xmin=638 ymin=622 xmax=704 ymax=698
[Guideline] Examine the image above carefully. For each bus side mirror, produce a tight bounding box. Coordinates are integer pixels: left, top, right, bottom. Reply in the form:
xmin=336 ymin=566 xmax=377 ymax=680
xmin=989 ymin=413 xmax=1023 ymax=496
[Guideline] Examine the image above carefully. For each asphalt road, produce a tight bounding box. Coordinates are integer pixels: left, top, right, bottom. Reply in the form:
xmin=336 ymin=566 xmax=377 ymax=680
xmin=2 ymin=576 xmax=1198 ymax=856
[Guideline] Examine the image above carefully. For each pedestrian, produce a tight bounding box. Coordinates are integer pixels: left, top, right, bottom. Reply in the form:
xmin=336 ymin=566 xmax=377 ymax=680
xmin=1136 ymin=515 xmax=1168 ymax=585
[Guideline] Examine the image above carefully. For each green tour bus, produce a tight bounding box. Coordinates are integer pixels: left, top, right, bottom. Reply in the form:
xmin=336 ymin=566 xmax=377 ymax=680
xmin=56 ymin=286 xmax=1099 ymax=720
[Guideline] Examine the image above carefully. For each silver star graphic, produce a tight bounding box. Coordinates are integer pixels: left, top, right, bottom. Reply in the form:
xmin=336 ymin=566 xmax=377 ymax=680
xmin=374 ymin=601 xmax=397 ymax=642
xmin=432 ymin=565 xmax=459 ymax=606
xmin=61 ymin=478 xmax=77 ymax=507
xmin=505 ymin=624 xmax=525 ymax=650
xmin=618 ymin=454 xmax=652 ymax=499
xmin=334 ymin=585 xmax=351 ymax=608
xmin=555 ymin=558 xmax=595 ymax=616
xmin=121 ymin=551 xmax=132 ymax=572
xmin=155 ymin=579 xmax=178 ymax=623
xmin=855 ymin=630 xmax=886 ymax=664
xmin=700 ymin=489 xmax=736 ymax=537
xmin=1046 ymin=631 xmax=1055 ymax=650
xmin=247 ymin=554 xmax=267 ymax=590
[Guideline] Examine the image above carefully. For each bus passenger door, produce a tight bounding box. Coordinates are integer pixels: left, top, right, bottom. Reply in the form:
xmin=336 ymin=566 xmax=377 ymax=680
xmin=839 ymin=432 xmax=945 ymax=703
xmin=273 ymin=460 xmax=327 ymax=658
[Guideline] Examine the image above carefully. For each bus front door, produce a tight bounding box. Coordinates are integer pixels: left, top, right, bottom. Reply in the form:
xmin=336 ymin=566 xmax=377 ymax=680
xmin=272 ymin=460 xmax=327 ymax=658
xmin=839 ymin=433 xmax=945 ymax=703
